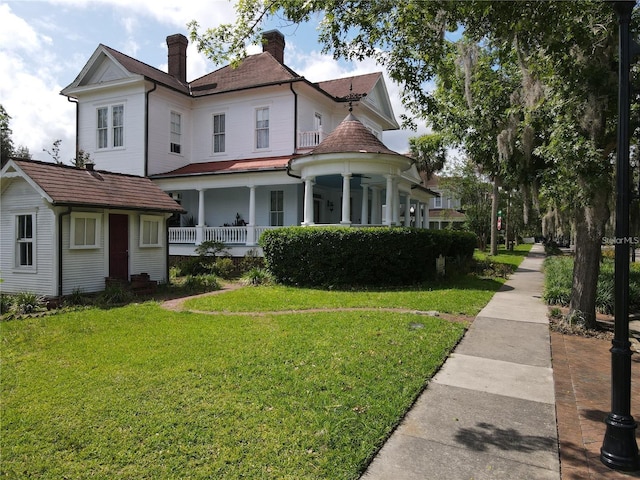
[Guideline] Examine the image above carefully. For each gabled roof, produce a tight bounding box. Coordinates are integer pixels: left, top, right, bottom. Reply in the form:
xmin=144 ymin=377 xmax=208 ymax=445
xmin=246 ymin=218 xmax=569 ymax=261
xmin=306 ymin=113 xmax=401 ymax=156
xmin=151 ymin=156 xmax=294 ymax=178
xmin=190 ymin=53 xmax=302 ymax=96
xmin=316 ymin=73 xmax=381 ymax=99
xmin=62 ymin=45 xmax=190 ymax=96
xmin=1 ymin=159 xmax=184 ymax=213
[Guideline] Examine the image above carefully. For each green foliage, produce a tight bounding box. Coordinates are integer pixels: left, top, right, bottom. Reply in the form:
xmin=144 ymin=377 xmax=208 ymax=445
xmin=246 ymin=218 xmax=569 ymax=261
xmin=260 ymin=226 xmax=477 ymax=287
xmin=0 ymin=294 xmax=13 ymax=315
xmin=64 ymin=288 xmax=88 ymax=306
xmin=183 ymin=274 xmax=221 ymax=293
xmin=409 ymin=133 xmax=447 ymax=179
xmin=11 ymin=292 xmax=45 ymax=315
xmin=98 ymin=283 xmax=134 ymax=306
xmin=0 ymin=104 xmax=14 ymax=163
xmin=239 ymin=267 xmax=273 ymax=286
xmin=178 ymin=240 xmax=231 ymax=277
xmin=240 ymin=248 xmax=264 ymax=272
xmin=544 ymin=257 xmax=640 ymax=315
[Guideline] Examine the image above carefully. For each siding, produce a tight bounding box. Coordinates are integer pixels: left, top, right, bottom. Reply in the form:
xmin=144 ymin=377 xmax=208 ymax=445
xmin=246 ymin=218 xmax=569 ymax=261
xmin=129 ymin=213 xmax=167 ymax=283
xmin=61 ymin=212 xmax=107 ymax=295
xmin=0 ymin=179 xmax=56 ymax=296
xmin=77 ymin=83 xmax=147 ymax=176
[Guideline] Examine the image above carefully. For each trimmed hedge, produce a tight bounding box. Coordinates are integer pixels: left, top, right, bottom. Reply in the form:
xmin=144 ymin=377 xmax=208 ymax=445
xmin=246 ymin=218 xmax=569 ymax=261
xmin=259 ymin=227 xmax=477 ymax=287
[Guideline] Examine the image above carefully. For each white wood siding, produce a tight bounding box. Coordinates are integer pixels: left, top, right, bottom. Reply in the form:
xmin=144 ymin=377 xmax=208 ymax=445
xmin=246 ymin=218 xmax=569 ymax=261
xmin=147 ymin=88 xmax=192 ymax=176
xmin=61 ymin=211 xmax=107 ymax=295
xmin=190 ymin=86 xmax=295 ymax=162
xmin=129 ymin=214 xmax=168 ymax=283
xmin=77 ymin=83 xmax=147 ymax=176
xmin=0 ymin=179 xmax=56 ymax=296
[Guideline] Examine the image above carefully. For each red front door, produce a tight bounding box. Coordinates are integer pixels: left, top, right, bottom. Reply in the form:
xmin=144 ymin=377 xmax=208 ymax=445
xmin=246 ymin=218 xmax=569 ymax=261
xmin=109 ymin=214 xmax=129 ymax=280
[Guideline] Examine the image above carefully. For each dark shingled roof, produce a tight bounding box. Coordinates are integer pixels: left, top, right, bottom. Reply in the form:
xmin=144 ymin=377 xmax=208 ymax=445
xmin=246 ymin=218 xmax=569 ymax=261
xmin=307 ymin=113 xmax=400 ymax=156
xmin=316 ymin=72 xmax=381 ymax=99
xmin=103 ymin=45 xmax=190 ymax=94
xmin=189 ymin=52 xmax=302 ymax=96
xmin=10 ymin=159 xmax=184 ymax=213
xmin=152 ymin=156 xmax=294 ymax=177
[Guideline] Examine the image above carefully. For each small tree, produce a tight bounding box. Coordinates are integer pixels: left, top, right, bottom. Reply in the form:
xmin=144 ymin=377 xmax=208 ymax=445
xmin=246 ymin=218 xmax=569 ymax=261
xmin=43 ymin=139 xmax=62 ymax=164
xmin=1 ymin=104 xmax=15 ymax=164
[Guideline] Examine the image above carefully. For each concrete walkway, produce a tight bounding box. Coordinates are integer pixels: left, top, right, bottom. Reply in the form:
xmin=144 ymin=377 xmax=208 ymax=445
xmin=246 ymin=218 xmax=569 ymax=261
xmin=362 ymin=244 xmax=560 ymax=480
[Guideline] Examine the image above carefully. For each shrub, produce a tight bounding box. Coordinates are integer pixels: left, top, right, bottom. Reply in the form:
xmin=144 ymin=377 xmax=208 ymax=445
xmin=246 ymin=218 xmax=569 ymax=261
xmin=98 ymin=283 xmax=134 ymax=306
xmin=183 ymin=274 xmax=221 ymax=293
xmin=1 ymin=294 xmax=14 ymax=315
xmin=240 ymin=267 xmax=274 ymax=286
xmin=12 ymin=292 xmax=45 ymax=315
xmin=260 ymin=227 xmax=477 ymax=287
xmin=212 ymin=257 xmax=235 ymax=279
xmin=240 ymin=248 xmax=264 ymax=272
xmin=64 ymin=288 xmax=88 ymax=306
xmin=543 ymin=256 xmax=573 ymax=307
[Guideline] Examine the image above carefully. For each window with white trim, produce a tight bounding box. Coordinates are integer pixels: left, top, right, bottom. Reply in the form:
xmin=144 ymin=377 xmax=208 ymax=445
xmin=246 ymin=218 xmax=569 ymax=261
xmin=256 ymin=107 xmax=269 ymax=149
xmin=15 ymin=213 xmax=35 ymax=268
xmin=213 ymin=113 xmax=225 ymax=153
xmin=270 ymin=190 xmax=284 ymax=226
xmin=70 ymin=212 xmax=101 ymax=249
xmin=140 ymin=215 xmax=162 ymax=247
xmin=96 ymin=104 xmax=125 ymax=149
xmin=170 ymin=111 xmax=182 ymax=154
xmin=434 ymin=196 xmax=442 ymax=208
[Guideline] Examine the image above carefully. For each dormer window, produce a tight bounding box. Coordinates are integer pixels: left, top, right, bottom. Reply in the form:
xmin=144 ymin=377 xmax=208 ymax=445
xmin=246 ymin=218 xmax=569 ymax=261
xmin=96 ymin=104 xmax=124 ymax=150
xmin=170 ymin=111 xmax=182 ymax=154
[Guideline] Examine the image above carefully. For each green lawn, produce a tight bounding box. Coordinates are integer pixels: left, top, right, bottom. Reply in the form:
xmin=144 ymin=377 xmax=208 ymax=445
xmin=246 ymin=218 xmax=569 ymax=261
xmin=473 ymin=243 xmax=533 ymax=268
xmin=1 ymin=248 xmax=528 ymax=479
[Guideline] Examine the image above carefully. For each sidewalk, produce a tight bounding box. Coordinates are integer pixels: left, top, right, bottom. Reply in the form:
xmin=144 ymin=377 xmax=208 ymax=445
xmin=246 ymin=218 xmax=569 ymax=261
xmin=362 ymin=244 xmax=639 ymax=479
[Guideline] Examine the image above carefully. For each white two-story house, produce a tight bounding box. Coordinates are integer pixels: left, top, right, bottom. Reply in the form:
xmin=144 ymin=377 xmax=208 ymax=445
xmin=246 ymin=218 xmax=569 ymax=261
xmin=61 ymin=30 xmax=434 ymax=257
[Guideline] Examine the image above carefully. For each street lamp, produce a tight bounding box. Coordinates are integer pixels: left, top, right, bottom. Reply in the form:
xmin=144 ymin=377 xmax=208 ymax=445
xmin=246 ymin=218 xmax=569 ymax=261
xmin=600 ymin=0 xmax=640 ymax=472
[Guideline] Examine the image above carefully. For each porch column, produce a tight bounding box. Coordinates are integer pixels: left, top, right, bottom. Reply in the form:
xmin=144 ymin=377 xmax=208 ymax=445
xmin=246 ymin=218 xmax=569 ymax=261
xmin=371 ymin=186 xmax=381 ymax=224
xmin=384 ymin=175 xmax=394 ymax=226
xmin=196 ymin=188 xmax=206 ymax=245
xmin=341 ymin=173 xmax=352 ymax=225
xmin=360 ymin=183 xmax=369 ymax=225
xmin=415 ymin=201 xmax=422 ymax=228
xmin=423 ymin=203 xmax=430 ymax=228
xmin=393 ymin=181 xmax=400 ymax=226
xmin=404 ymin=194 xmax=411 ymax=227
xmin=303 ymin=176 xmax=315 ymax=225
xmin=247 ymin=185 xmax=256 ymax=245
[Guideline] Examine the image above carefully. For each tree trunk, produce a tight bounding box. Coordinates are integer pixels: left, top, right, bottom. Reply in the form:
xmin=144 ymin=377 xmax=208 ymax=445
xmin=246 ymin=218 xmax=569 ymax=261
xmin=568 ymin=193 xmax=610 ymax=329
xmin=490 ymin=178 xmax=499 ymax=255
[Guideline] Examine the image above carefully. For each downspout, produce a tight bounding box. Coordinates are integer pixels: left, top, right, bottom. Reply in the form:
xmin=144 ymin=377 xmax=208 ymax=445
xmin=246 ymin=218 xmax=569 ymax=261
xmin=290 ymin=83 xmax=298 ymax=153
xmin=165 ymin=216 xmax=170 ymax=287
xmin=144 ymin=81 xmax=158 ymax=177
xmin=67 ymin=97 xmax=79 ymax=160
xmin=58 ymin=207 xmax=72 ymax=297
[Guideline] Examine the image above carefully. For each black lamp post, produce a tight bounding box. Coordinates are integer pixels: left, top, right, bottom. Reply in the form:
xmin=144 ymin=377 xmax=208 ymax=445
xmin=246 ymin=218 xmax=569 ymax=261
xmin=600 ymin=0 xmax=640 ymax=472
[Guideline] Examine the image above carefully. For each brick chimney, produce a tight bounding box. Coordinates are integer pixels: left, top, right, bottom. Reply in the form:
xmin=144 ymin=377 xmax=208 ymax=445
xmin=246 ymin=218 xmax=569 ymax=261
xmin=262 ymin=30 xmax=285 ymax=64
xmin=167 ymin=34 xmax=188 ymax=83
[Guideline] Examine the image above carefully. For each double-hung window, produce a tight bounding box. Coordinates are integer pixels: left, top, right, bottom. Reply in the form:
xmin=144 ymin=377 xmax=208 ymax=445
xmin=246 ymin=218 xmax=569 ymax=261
xmin=256 ymin=107 xmax=269 ymax=149
xmin=213 ymin=113 xmax=225 ymax=153
xmin=96 ymin=104 xmax=125 ymax=149
xmin=170 ymin=111 xmax=182 ymax=154
xmin=434 ymin=196 xmax=442 ymax=208
xmin=70 ymin=213 xmax=101 ymax=249
xmin=16 ymin=213 xmax=35 ymax=268
xmin=270 ymin=190 xmax=284 ymax=226
xmin=140 ymin=215 xmax=162 ymax=247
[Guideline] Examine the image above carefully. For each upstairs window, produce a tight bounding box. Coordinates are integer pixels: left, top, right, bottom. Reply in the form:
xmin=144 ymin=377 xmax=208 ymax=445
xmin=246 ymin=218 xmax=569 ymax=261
xmin=434 ymin=196 xmax=442 ymax=208
xmin=270 ymin=190 xmax=284 ymax=226
xmin=213 ymin=113 xmax=225 ymax=153
xmin=15 ymin=213 xmax=35 ymax=268
xmin=256 ymin=107 xmax=269 ymax=149
xmin=96 ymin=104 xmax=125 ymax=149
xmin=70 ymin=213 xmax=101 ymax=249
xmin=170 ymin=111 xmax=182 ymax=154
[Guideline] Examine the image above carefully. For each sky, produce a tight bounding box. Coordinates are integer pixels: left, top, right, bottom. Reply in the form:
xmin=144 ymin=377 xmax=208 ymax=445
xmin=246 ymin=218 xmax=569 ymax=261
xmin=0 ymin=0 xmax=430 ymax=165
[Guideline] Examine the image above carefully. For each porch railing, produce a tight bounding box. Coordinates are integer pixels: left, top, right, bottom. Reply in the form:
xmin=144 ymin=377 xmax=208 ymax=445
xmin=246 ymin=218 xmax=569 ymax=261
xmin=169 ymin=226 xmax=281 ymax=246
xmin=169 ymin=227 xmax=197 ymax=244
xmin=204 ymin=226 xmax=247 ymax=244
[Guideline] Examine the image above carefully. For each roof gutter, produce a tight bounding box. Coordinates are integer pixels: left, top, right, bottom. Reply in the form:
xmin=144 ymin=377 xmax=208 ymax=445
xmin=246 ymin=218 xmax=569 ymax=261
xmin=144 ymin=81 xmax=158 ymax=177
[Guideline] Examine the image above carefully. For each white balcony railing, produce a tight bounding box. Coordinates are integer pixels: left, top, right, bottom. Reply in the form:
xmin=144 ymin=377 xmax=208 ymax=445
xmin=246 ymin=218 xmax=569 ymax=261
xmin=204 ymin=226 xmax=247 ymax=244
xmin=168 ymin=227 xmax=197 ymax=244
xmin=297 ymin=130 xmax=325 ymax=149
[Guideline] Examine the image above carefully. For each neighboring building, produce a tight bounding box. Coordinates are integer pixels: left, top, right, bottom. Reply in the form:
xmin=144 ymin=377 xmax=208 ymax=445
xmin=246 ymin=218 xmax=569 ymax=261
xmin=0 ymin=159 xmax=184 ymax=296
xmin=425 ymin=174 xmax=466 ymax=230
xmin=60 ymin=30 xmax=434 ymax=257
